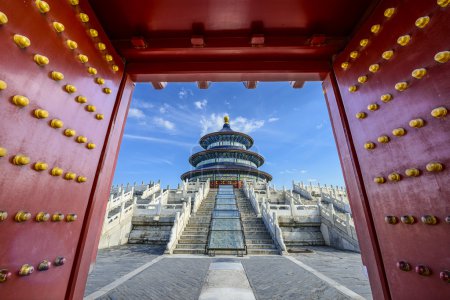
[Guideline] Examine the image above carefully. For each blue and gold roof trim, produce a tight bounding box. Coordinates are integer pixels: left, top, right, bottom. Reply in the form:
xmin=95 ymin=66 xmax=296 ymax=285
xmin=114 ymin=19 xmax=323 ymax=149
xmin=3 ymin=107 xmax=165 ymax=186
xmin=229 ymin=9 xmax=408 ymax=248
xmin=181 ymin=116 xmax=272 ymax=182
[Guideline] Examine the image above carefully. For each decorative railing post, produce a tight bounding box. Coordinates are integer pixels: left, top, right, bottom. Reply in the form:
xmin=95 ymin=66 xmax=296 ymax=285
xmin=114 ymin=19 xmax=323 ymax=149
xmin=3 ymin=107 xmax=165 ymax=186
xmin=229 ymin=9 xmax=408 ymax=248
xmin=156 ymin=198 xmax=162 ymax=216
xmin=345 ymin=213 xmax=352 ymax=236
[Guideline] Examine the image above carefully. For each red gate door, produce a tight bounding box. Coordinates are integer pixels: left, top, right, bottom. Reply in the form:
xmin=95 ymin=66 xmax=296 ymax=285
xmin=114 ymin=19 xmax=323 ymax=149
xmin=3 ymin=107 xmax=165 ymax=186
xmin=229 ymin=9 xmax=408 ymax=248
xmin=0 ymin=1 xmax=132 ymax=299
xmin=324 ymin=0 xmax=450 ymax=299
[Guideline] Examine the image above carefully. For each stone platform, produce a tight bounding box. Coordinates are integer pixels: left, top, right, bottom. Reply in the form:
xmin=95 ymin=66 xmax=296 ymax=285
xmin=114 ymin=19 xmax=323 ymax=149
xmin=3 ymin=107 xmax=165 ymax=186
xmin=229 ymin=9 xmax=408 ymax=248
xmin=84 ymin=245 xmax=372 ymax=300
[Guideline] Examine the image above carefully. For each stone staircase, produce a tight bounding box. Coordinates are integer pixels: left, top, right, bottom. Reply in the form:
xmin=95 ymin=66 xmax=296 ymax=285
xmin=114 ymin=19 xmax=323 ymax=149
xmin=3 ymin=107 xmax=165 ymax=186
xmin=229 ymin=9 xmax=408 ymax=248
xmin=172 ymin=189 xmax=217 ymax=254
xmin=280 ymin=224 xmax=325 ymax=249
xmin=235 ymin=189 xmax=280 ymax=255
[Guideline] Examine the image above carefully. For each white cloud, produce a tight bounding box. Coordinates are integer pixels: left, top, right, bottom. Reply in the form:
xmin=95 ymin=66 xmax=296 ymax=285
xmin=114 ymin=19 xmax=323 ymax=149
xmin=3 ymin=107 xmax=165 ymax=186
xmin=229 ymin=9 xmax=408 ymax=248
xmin=200 ymin=113 xmax=265 ymax=135
xmin=124 ymin=134 xmax=192 ymax=148
xmin=308 ymin=178 xmax=317 ymax=182
xmin=133 ymin=98 xmax=155 ymax=109
xmin=194 ymin=99 xmax=208 ymax=109
xmin=128 ymin=108 xmax=145 ymax=119
xmin=159 ymin=103 xmax=170 ymax=114
xmin=279 ymin=168 xmax=298 ymax=174
xmin=300 ymin=169 xmax=307 ymax=174
xmin=233 ymin=116 xmax=265 ymax=133
xmin=268 ymin=117 xmax=279 ymax=123
xmin=178 ymin=88 xmax=193 ymax=99
xmin=315 ymin=122 xmax=324 ymax=129
xmin=138 ymin=157 xmax=174 ymax=165
xmin=154 ymin=117 xmax=175 ymax=131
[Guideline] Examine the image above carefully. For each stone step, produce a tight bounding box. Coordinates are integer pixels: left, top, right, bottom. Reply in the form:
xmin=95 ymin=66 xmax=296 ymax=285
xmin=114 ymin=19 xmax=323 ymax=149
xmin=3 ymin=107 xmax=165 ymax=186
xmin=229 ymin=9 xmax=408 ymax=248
xmin=185 ymin=225 xmax=211 ymax=229
xmin=172 ymin=248 xmax=206 ymax=255
xmin=245 ymin=239 xmax=274 ymax=244
xmin=187 ymin=220 xmax=211 ymax=224
xmin=243 ymin=225 xmax=268 ymax=230
xmin=242 ymin=222 xmax=265 ymax=226
xmin=184 ymin=226 xmax=209 ymax=231
xmin=180 ymin=233 xmax=208 ymax=238
xmin=246 ymin=249 xmax=280 ymax=255
xmin=188 ymin=220 xmax=211 ymax=224
xmin=285 ymin=240 xmax=326 ymax=246
xmin=244 ymin=233 xmax=272 ymax=239
xmin=205 ymin=249 xmax=247 ymax=256
xmin=176 ymin=243 xmax=206 ymax=249
xmin=243 ymin=228 xmax=268 ymax=233
xmin=178 ymin=239 xmax=207 ymax=244
xmin=189 ymin=216 xmax=212 ymax=220
xmin=246 ymin=243 xmax=277 ymax=249
xmin=181 ymin=231 xmax=208 ymax=235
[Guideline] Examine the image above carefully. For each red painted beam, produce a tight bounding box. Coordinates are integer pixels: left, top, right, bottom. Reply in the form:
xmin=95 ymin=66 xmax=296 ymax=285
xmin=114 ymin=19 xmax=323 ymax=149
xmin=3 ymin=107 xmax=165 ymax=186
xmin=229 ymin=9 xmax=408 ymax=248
xmin=151 ymin=82 xmax=168 ymax=89
xmin=290 ymin=81 xmax=305 ymax=88
xmin=243 ymin=81 xmax=258 ymax=89
xmin=112 ymin=35 xmax=346 ymax=61
xmin=197 ymin=81 xmax=211 ymax=89
xmin=126 ymin=60 xmax=330 ymax=82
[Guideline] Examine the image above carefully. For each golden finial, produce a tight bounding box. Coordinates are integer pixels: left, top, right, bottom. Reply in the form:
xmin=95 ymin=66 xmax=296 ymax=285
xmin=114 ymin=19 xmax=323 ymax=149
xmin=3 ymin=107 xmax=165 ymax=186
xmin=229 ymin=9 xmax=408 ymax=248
xmin=224 ymin=115 xmax=230 ymax=124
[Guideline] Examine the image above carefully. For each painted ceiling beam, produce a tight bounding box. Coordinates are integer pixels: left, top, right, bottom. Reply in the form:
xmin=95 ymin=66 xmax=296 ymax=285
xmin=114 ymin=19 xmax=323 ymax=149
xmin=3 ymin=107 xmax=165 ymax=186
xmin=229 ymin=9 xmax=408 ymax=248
xmin=127 ymin=60 xmax=330 ymax=82
xmin=151 ymin=82 xmax=167 ymax=89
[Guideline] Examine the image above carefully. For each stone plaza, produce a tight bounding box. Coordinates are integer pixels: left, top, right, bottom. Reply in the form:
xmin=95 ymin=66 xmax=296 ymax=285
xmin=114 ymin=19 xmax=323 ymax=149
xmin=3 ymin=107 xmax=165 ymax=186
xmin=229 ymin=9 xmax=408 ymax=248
xmin=85 ymin=117 xmax=372 ymax=299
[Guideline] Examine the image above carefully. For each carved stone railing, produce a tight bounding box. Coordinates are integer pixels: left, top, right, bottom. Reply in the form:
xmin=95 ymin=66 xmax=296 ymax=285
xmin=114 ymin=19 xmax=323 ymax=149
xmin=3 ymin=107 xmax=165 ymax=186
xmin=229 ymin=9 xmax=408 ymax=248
xmin=321 ymin=193 xmax=351 ymax=213
xmin=243 ymin=180 xmax=261 ymax=217
xmin=318 ymin=203 xmax=357 ymax=240
xmin=293 ymin=181 xmax=351 ymax=213
xmin=292 ymin=182 xmax=314 ymax=200
xmin=268 ymin=203 xmax=319 ymax=218
xmin=165 ymin=199 xmax=192 ymax=254
xmin=141 ymin=183 xmax=161 ymax=199
xmin=261 ymin=200 xmax=287 ymax=254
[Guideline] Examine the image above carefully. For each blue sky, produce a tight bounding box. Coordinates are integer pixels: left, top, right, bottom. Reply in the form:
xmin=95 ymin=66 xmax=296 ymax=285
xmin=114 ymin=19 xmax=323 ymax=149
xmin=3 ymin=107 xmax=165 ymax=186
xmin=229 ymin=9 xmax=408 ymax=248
xmin=113 ymin=82 xmax=345 ymax=189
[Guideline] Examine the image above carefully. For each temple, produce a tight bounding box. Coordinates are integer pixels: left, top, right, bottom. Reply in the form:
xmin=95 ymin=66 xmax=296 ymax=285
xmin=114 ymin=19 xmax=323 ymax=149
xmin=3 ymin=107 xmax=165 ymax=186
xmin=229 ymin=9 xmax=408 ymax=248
xmin=181 ymin=116 xmax=272 ymax=188
xmin=1 ymin=0 xmax=448 ymax=299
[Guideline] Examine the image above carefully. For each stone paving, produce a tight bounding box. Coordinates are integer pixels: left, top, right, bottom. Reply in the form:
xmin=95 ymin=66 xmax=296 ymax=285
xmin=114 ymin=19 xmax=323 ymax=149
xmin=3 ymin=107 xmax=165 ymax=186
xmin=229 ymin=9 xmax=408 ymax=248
xmin=242 ymin=256 xmax=350 ymax=300
xmin=290 ymin=247 xmax=372 ymax=300
xmin=84 ymin=245 xmax=165 ymax=296
xmin=96 ymin=257 xmax=211 ymax=300
xmin=85 ymin=245 xmax=372 ymax=300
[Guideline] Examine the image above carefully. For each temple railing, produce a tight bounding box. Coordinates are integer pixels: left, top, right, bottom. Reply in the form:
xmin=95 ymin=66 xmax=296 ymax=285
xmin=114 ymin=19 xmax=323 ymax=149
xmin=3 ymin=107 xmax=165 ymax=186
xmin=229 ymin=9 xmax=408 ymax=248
xmin=107 ymin=188 xmax=134 ymax=211
xmin=243 ymin=180 xmax=261 ymax=217
xmin=140 ymin=183 xmax=161 ymax=199
xmin=321 ymin=193 xmax=351 ymax=214
xmin=191 ymin=179 xmax=210 ymax=213
xmin=293 ymin=181 xmax=350 ymax=213
xmin=261 ymin=200 xmax=287 ymax=254
xmin=268 ymin=203 xmax=319 ymax=218
xmin=319 ymin=202 xmax=357 ymax=240
xmin=165 ymin=199 xmax=192 ymax=254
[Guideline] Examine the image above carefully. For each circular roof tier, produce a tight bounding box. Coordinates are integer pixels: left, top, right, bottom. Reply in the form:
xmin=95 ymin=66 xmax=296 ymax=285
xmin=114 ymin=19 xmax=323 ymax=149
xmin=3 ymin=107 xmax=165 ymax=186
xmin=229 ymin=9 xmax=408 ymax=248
xmin=189 ymin=149 xmax=265 ymax=167
xmin=199 ymin=123 xmax=254 ymax=149
xmin=180 ymin=165 xmax=273 ymax=181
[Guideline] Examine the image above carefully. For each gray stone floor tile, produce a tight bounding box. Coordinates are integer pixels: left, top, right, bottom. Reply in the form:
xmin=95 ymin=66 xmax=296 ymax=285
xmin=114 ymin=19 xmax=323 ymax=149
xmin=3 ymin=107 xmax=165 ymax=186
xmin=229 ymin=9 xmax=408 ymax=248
xmin=97 ymin=258 xmax=211 ymax=300
xmin=242 ymin=256 xmax=351 ymax=300
xmin=84 ymin=244 xmax=165 ymax=296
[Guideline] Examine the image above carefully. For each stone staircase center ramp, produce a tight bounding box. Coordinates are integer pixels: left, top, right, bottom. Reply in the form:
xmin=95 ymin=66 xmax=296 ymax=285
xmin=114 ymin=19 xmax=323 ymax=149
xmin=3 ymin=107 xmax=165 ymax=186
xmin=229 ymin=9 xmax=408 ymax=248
xmin=206 ymin=185 xmax=246 ymax=256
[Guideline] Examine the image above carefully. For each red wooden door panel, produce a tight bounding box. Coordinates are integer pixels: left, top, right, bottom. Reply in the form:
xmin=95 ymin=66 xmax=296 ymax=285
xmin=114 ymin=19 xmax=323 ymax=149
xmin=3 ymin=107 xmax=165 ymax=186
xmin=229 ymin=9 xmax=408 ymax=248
xmin=330 ymin=0 xmax=450 ymax=299
xmin=0 ymin=1 xmax=125 ymax=299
